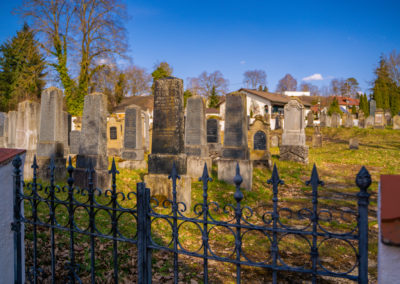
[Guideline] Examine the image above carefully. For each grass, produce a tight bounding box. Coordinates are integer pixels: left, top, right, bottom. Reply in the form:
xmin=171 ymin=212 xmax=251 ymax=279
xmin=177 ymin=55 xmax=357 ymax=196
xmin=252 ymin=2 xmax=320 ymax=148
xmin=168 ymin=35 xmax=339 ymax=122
xmin=23 ymin=126 xmax=399 ymax=283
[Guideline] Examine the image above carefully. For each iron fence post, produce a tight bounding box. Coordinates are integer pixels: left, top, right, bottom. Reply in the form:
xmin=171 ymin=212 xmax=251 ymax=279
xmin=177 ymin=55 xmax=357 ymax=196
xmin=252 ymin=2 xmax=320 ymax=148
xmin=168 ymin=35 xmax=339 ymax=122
xmin=356 ymin=166 xmax=371 ymax=284
xmin=12 ymin=155 xmax=23 ymax=284
xmin=137 ymin=182 xmax=151 ymax=283
xmin=145 ymin=186 xmax=152 ymax=283
xmin=233 ymin=163 xmax=243 ymax=284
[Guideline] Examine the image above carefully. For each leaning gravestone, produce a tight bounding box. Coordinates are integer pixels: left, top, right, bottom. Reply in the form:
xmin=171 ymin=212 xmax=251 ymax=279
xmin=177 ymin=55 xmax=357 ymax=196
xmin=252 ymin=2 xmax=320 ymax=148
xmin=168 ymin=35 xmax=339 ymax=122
xmin=218 ymin=92 xmax=253 ymax=190
xmin=374 ymin=109 xmax=385 ymax=129
xmin=74 ymin=93 xmax=110 ymax=189
xmin=331 ymin=113 xmax=341 ymax=128
xmin=0 ymin=112 xmax=7 ymax=147
xmin=393 ymin=115 xmax=400 ymax=130
xmin=365 ymin=116 xmax=374 ymax=128
xmin=306 ymin=111 xmax=314 ymax=127
xmin=312 ymin=125 xmax=322 ymax=148
xmin=185 ymin=96 xmax=212 ymax=179
xmin=36 ymin=87 xmax=66 ymax=181
xmin=206 ymin=118 xmax=221 ymax=154
xmin=344 ymin=112 xmax=354 ymax=128
xmin=7 ymin=111 xmax=17 ymax=148
xmin=370 ymin=100 xmax=376 ymax=117
xmin=119 ymin=105 xmax=146 ymax=169
xmin=144 ymin=77 xmax=191 ymax=207
xmin=279 ymin=99 xmax=308 ymax=163
xmin=15 ymin=100 xmax=40 ymax=179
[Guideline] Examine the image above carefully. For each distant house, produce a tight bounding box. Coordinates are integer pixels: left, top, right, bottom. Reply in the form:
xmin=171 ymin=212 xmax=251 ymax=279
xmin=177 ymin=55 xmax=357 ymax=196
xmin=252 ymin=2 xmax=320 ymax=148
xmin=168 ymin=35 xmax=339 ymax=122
xmin=113 ymin=95 xmax=154 ymax=123
xmin=334 ymin=96 xmax=359 ymax=113
xmin=283 ymin=91 xmax=311 ymax=97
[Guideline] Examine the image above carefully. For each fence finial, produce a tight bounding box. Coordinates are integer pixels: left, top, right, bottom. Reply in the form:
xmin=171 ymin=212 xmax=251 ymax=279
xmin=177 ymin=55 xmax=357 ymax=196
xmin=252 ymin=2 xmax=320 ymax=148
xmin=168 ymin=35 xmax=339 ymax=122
xmin=306 ymin=163 xmax=324 ymax=187
xmin=12 ymin=155 xmax=22 ymax=169
xmin=168 ymin=161 xmax=180 ymax=180
xmin=32 ymin=155 xmax=38 ymax=170
xmin=109 ymin=157 xmax=119 ymax=175
xmin=356 ymin=166 xmax=371 ymax=191
xmin=233 ymin=162 xmax=243 ymax=203
xmin=199 ymin=162 xmax=212 ymax=182
xmin=268 ymin=163 xmax=284 ymax=185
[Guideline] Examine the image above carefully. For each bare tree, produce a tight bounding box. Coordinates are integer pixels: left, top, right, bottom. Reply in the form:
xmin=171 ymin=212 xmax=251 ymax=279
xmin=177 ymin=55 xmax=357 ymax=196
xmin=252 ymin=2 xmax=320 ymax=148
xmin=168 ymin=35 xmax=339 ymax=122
xmin=387 ymin=50 xmax=400 ymax=86
xmin=243 ymin=69 xmax=266 ymax=89
xmin=19 ymin=0 xmax=128 ymax=115
xmin=276 ymin=74 xmax=297 ymax=93
xmin=187 ymin=71 xmax=229 ymax=98
xmin=299 ymin=82 xmax=319 ymax=96
xmin=125 ymin=66 xmax=151 ymax=96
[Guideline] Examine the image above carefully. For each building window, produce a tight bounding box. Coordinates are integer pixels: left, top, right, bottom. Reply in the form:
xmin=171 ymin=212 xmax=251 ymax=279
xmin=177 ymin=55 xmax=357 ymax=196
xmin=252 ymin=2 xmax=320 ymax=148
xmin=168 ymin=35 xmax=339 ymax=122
xmin=110 ymin=127 xmax=117 ymax=140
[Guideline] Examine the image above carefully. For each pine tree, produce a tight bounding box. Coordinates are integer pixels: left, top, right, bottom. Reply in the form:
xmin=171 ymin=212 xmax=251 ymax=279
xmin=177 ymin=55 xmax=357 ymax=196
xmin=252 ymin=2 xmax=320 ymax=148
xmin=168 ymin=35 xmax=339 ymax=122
xmin=0 ymin=23 xmax=46 ymax=111
xmin=208 ymin=85 xmax=220 ymax=108
xmin=373 ymin=57 xmax=391 ymax=110
xmin=328 ymin=97 xmax=342 ymax=116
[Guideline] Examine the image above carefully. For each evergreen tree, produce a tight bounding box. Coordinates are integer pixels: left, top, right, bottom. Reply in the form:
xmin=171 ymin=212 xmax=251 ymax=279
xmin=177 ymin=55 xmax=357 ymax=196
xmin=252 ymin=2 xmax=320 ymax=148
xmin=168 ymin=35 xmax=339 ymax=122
xmin=183 ymin=89 xmax=193 ymax=107
xmin=151 ymin=62 xmax=173 ymax=93
xmin=208 ymin=85 xmax=220 ymax=108
xmin=373 ymin=57 xmax=391 ymax=110
xmin=0 ymin=23 xmax=46 ymax=111
xmin=328 ymin=97 xmax=342 ymax=116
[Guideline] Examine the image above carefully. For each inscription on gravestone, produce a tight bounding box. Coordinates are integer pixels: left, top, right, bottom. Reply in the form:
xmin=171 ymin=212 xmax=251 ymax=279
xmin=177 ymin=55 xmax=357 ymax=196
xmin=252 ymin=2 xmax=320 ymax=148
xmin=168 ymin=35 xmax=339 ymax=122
xmin=207 ymin=119 xmax=218 ymax=143
xmin=254 ymin=131 xmax=266 ymax=150
xmin=110 ymin=127 xmax=117 ymax=140
xmin=124 ymin=108 xmax=137 ymax=149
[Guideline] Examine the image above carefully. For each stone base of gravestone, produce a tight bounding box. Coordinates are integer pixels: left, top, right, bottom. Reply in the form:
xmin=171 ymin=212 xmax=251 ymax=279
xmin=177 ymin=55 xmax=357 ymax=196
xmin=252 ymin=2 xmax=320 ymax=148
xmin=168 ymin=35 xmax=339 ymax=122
xmin=144 ymin=174 xmax=191 ymax=209
xmin=279 ymin=145 xmax=309 ymax=164
xmin=221 ymin=146 xmax=249 ymax=160
xmin=121 ymin=149 xmax=145 ymax=160
xmin=251 ymin=150 xmax=272 ymax=169
xmin=312 ymin=134 xmax=322 ymax=148
xmin=217 ymin=159 xmax=253 ymax=190
xmin=207 ymin=143 xmax=221 ymax=156
xmin=69 ymin=131 xmax=81 ymax=155
xmin=37 ymin=142 xmax=64 ymax=158
xmin=36 ymin=157 xmax=66 ymax=181
xmin=349 ymin=138 xmax=359 ymax=150
xmin=148 ymin=153 xmax=187 ymax=175
xmin=185 ymin=145 xmax=209 ymax=157
xmin=74 ymin=168 xmax=111 ymax=190
xmin=186 ymin=156 xmax=212 ymax=180
xmin=107 ymin=148 xmax=120 ymax=157
xmin=119 ymin=159 xmax=147 ymax=170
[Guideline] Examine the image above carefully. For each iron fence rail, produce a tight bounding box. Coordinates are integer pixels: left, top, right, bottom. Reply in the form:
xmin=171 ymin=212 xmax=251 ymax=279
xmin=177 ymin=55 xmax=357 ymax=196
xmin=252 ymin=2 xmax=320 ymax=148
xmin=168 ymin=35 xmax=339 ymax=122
xmin=11 ymin=155 xmax=371 ymax=284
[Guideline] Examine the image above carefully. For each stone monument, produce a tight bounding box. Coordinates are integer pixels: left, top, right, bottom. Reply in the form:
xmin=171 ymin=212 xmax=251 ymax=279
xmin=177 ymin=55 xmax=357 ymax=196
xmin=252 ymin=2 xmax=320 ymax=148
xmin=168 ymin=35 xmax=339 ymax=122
xmin=206 ymin=118 xmax=221 ymax=155
xmin=15 ymin=100 xmax=40 ymax=179
xmin=312 ymin=125 xmax=322 ymax=147
xmin=0 ymin=112 xmax=7 ymax=147
xmin=74 ymin=93 xmax=110 ymax=189
xmin=274 ymin=115 xmax=281 ymax=130
xmin=36 ymin=87 xmax=66 ymax=181
xmin=69 ymin=131 xmax=81 ymax=155
xmin=331 ymin=113 xmax=341 ymax=128
xmin=358 ymin=110 xmax=365 ymax=128
xmin=374 ymin=109 xmax=385 ymax=129
xmin=279 ymin=99 xmax=309 ymax=164
xmin=6 ymin=111 xmax=17 ymax=148
xmin=370 ymin=100 xmax=376 ymax=117
xmin=271 ymin=135 xmax=279 ymax=147
xmin=185 ymin=96 xmax=212 ymax=179
xmin=119 ymin=105 xmax=146 ymax=169
xmin=349 ymin=138 xmax=359 ymax=150
xmin=320 ymin=108 xmax=328 ymax=127
xmin=365 ymin=116 xmax=374 ymax=128
xmin=248 ymin=115 xmax=272 ymax=168
xmin=144 ymin=77 xmax=191 ymax=207
xmin=142 ymin=111 xmax=150 ymax=152
xmin=384 ymin=110 xmax=392 ymax=126
xmin=218 ymin=92 xmax=253 ymax=190
xmin=344 ymin=112 xmax=354 ymax=128
xmin=393 ymin=115 xmax=400 ymax=130
xmin=306 ymin=111 xmax=314 ymax=127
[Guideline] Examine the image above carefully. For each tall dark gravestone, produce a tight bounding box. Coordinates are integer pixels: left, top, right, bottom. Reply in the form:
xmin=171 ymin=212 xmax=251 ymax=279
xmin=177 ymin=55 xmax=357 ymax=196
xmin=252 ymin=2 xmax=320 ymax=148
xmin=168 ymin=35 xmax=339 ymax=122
xmin=218 ymin=92 xmax=253 ymax=190
xmin=145 ymin=77 xmax=191 ymax=207
xmin=119 ymin=105 xmax=146 ymax=169
xmin=206 ymin=118 xmax=221 ymax=155
xmin=370 ymin=100 xmax=376 ymax=117
xmin=74 ymin=93 xmax=110 ymax=189
xmin=185 ymin=96 xmax=212 ymax=179
xmin=36 ymin=87 xmax=66 ymax=181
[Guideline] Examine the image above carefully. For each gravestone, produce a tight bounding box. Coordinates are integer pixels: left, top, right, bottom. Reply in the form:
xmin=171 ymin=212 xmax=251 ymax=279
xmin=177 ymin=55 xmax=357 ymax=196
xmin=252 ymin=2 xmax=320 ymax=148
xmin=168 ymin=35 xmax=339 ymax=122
xmin=0 ymin=112 xmax=7 ymax=147
xmin=7 ymin=111 xmax=17 ymax=148
xmin=15 ymin=100 xmax=41 ymax=179
xmin=142 ymin=111 xmax=150 ymax=152
xmin=312 ymin=125 xmax=322 ymax=147
xmin=306 ymin=111 xmax=314 ymax=127
xmin=36 ymin=87 xmax=66 ymax=181
xmin=358 ymin=110 xmax=365 ymax=128
xmin=70 ymin=131 xmax=81 ymax=154
xmin=206 ymin=118 xmax=221 ymax=155
xmin=320 ymin=108 xmax=328 ymax=127
xmin=349 ymin=138 xmax=359 ymax=150
xmin=74 ymin=93 xmax=110 ymax=190
xmin=185 ymin=96 xmax=212 ymax=179
xmin=248 ymin=115 xmax=272 ymax=169
xmin=344 ymin=112 xmax=354 ymax=128
xmin=271 ymin=135 xmax=279 ymax=147
xmin=331 ymin=113 xmax=341 ymax=128
xmin=119 ymin=105 xmax=146 ymax=169
xmin=144 ymin=77 xmax=191 ymax=208
xmin=62 ymin=112 xmax=71 ymax=155
xmin=374 ymin=109 xmax=385 ymax=129
xmin=384 ymin=110 xmax=392 ymax=126
xmin=274 ymin=115 xmax=281 ymax=130
xmin=279 ymin=99 xmax=308 ymax=163
xmin=107 ymin=115 xmax=123 ymax=156
xmin=393 ymin=115 xmax=400 ymax=130
xmin=218 ymin=92 xmax=252 ymax=190
xmin=370 ymin=100 xmax=376 ymax=117
xmin=365 ymin=116 xmax=374 ymax=128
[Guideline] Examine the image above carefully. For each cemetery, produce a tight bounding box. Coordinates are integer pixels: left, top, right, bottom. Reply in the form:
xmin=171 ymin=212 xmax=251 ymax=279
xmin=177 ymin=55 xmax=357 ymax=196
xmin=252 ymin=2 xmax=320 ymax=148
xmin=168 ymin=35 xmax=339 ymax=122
xmin=0 ymin=1 xmax=399 ymax=283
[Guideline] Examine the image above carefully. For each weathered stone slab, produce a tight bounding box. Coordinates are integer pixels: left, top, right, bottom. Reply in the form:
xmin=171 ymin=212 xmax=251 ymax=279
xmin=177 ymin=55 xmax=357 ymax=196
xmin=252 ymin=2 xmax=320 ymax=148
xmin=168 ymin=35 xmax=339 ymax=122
xmin=393 ymin=115 xmax=400 ymax=130
xmin=217 ymin=159 xmax=253 ymax=190
xmin=186 ymin=156 xmax=212 ymax=180
xmin=349 ymin=138 xmax=359 ymax=150
xmin=248 ymin=115 xmax=271 ymax=169
xmin=185 ymin=96 xmax=208 ymax=157
xmin=0 ymin=112 xmax=7 ymax=147
xmin=331 ymin=113 xmax=341 ymax=128
xmin=121 ymin=105 xmax=145 ymax=164
xmin=307 ymin=111 xmax=314 ymax=127
xmin=207 ymin=119 xmax=219 ymax=143
xmin=281 ymin=99 xmax=306 ymax=146
xmin=344 ymin=113 xmax=353 ymax=128
xmin=374 ymin=109 xmax=385 ymax=129
xmin=312 ymin=126 xmax=322 ymax=148
xmin=271 ymin=135 xmax=279 ymax=147
xmin=70 ymin=131 xmax=81 ymax=154
xmin=365 ymin=116 xmax=374 ymax=128
xmin=142 ymin=111 xmax=150 ymax=152
xmin=7 ymin=111 xmax=17 ymax=148
xmin=370 ymin=100 xmax=376 ymax=116
xmin=280 ymin=145 xmax=309 ymax=164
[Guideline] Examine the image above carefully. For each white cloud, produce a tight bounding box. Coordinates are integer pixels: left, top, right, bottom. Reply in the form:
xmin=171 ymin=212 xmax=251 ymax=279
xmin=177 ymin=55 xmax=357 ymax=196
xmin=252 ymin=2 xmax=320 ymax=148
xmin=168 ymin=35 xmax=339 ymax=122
xmin=240 ymin=60 xmax=246 ymax=65
xmin=302 ymin=73 xmax=323 ymax=81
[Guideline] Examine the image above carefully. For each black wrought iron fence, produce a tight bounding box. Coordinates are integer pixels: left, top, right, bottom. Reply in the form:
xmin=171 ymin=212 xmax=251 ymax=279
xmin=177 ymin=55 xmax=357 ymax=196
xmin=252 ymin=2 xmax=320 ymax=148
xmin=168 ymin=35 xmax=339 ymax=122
xmin=11 ymin=155 xmax=371 ymax=283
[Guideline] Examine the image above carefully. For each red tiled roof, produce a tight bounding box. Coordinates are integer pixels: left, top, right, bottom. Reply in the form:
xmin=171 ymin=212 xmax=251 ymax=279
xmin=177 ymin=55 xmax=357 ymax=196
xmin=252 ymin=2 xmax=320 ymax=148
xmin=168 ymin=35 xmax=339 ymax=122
xmin=380 ymin=175 xmax=400 ymax=245
xmin=335 ymin=96 xmax=359 ymax=106
xmin=0 ymin=148 xmax=26 ymax=165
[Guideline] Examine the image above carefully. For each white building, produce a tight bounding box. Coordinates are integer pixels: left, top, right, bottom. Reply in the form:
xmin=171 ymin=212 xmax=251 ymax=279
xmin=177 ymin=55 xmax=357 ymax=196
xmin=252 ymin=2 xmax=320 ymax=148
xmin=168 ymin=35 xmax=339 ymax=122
xmin=283 ymin=91 xmax=311 ymax=97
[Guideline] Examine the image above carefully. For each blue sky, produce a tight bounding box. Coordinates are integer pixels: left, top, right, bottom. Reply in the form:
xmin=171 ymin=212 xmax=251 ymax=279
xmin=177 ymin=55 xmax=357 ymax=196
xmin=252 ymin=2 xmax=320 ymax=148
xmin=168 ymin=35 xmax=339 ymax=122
xmin=1 ymin=0 xmax=399 ymax=93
